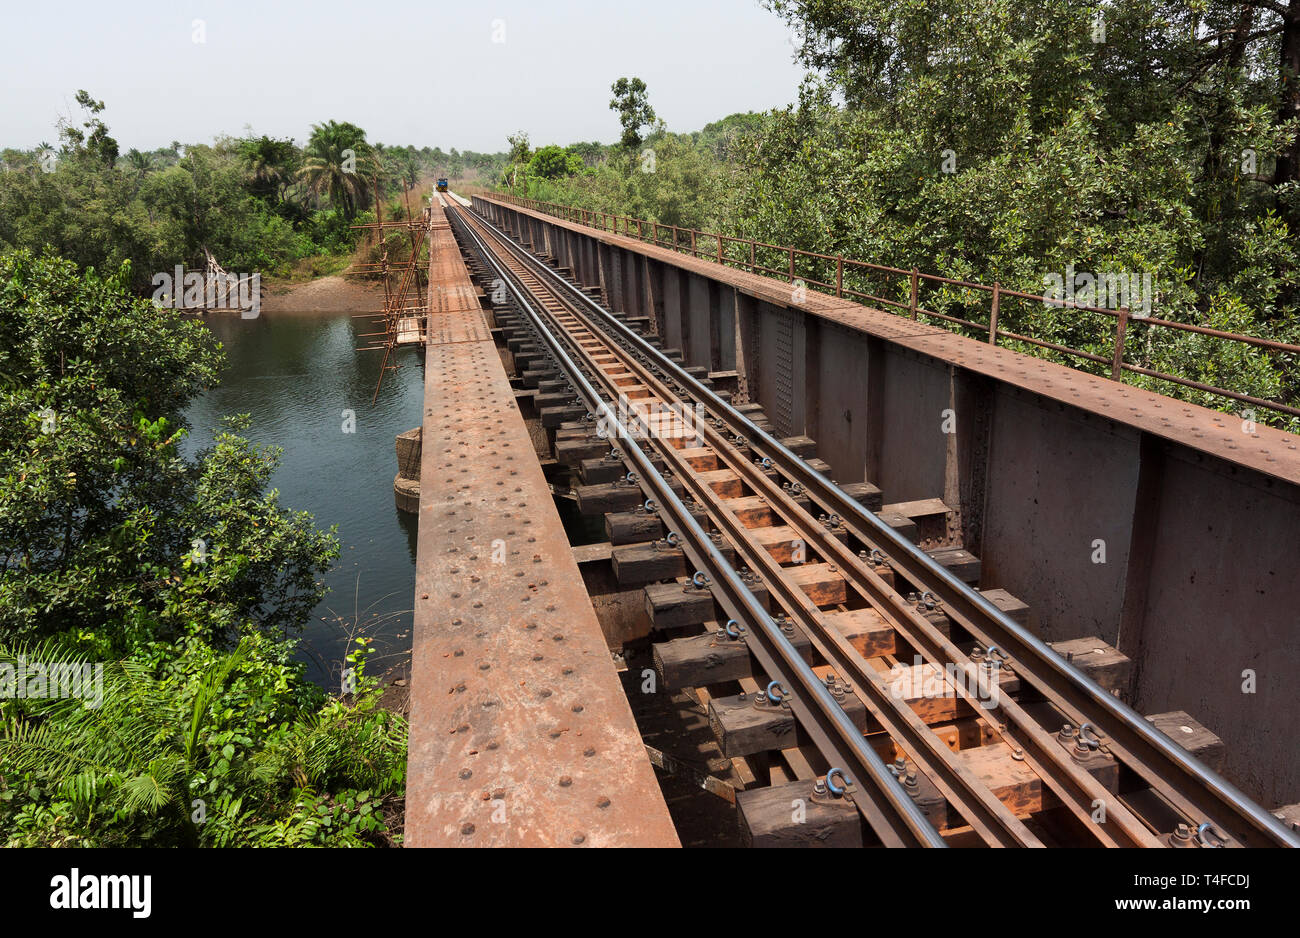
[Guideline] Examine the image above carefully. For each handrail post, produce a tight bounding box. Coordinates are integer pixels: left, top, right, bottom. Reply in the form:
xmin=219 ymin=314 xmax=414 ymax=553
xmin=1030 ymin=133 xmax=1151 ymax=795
xmin=749 ymin=240 xmax=755 ymax=273
xmin=836 ymin=256 xmax=843 ymax=297
xmin=910 ymin=268 xmax=919 ymax=319
xmin=690 ymin=229 xmax=697 ymax=257
xmin=1111 ymin=307 xmax=1130 ymax=380
xmin=717 ymin=235 xmax=723 ymax=264
xmin=988 ymin=282 xmax=1000 ymax=345
xmin=788 ymin=247 xmax=795 ymax=282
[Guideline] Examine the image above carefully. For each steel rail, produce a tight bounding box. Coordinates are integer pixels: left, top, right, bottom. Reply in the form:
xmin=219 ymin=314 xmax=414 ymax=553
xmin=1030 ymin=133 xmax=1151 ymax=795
xmin=460 ymin=206 xmax=1185 ymax=844
xmin=534 ymin=307 xmax=1135 ymax=845
xmin=462 ymin=201 xmax=1300 ymax=849
xmin=465 ymin=222 xmax=1053 ymax=845
xmin=659 ymin=445 xmax=1046 ymax=846
xmin=461 ymin=203 xmax=1142 ymax=845
xmin=593 ymin=345 xmax=1146 ymax=845
xmin=454 ymin=203 xmax=945 ymax=847
xmin=449 ymin=204 xmax=947 ymax=847
xmin=486 ymin=232 xmax=1148 ymax=845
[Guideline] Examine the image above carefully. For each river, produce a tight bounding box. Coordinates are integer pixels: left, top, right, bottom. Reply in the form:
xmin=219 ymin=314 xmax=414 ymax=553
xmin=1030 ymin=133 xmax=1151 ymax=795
xmin=181 ymin=308 xmax=424 ymax=688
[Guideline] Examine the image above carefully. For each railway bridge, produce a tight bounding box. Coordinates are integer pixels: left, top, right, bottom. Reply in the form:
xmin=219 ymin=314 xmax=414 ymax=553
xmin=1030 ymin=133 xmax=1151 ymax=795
xmin=383 ymin=191 xmax=1300 ymax=848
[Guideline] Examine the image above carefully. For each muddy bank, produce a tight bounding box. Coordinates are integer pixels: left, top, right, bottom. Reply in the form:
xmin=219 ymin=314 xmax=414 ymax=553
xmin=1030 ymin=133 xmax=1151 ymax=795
xmin=260 ymin=275 xmax=388 ymax=314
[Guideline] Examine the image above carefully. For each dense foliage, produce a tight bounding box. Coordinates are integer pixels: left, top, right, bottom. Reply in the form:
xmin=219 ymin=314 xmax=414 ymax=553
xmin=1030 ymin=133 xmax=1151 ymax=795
xmin=0 ymin=253 xmax=406 ymax=845
xmin=496 ymin=115 xmax=740 ymax=230
xmin=0 ymin=92 xmax=508 ymax=288
xmin=739 ymin=0 xmax=1300 ymax=422
xmin=495 ymin=5 xmax=1300 ymax=424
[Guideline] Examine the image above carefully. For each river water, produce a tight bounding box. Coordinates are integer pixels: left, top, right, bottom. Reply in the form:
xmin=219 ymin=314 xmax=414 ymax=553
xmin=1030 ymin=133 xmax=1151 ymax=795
xmin=182 ymin=310 xmax=424 ymax=688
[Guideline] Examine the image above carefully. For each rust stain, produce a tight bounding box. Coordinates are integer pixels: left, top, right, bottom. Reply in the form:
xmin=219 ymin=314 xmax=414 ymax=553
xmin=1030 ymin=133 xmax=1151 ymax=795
xmin=404 ymin=198 xmax=679 ymax=848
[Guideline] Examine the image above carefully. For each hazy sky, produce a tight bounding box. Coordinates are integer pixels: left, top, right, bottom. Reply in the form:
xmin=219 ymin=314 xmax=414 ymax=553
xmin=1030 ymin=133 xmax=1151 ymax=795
xmin=1 ymin=0 xmax=807 ymax=153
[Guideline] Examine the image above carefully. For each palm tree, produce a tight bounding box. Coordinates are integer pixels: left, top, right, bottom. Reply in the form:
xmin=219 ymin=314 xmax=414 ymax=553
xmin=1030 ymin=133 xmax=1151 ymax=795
xmin=238 ymin=135 xmax=299 ymax=203
xmin=123 ymin=148 xmax=155 ymax=194
xmin=401 ymin=149 xmax=421 ymax=190
xmin=298 ymin=121 xmax=379 ymax=219
xmin=34 ymin=141 xmax=56 ymax=173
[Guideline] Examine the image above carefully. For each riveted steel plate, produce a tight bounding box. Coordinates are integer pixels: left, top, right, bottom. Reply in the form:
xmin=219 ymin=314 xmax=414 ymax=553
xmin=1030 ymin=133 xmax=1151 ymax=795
xmin=405 ymin=200 xmax=679 ymax=848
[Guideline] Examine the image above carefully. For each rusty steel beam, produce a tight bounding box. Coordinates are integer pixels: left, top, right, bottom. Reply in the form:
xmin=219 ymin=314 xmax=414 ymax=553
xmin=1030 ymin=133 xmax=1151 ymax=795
xmin=485 ymin=194 xmax=1300 ymax=422
xmin=404 ymin=198 xmax=678 ymax=848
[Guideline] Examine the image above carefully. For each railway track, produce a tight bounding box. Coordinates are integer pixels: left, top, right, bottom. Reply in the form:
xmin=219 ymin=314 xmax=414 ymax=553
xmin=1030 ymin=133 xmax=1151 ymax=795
xmin=444 ymin=198 xmax=1298 ymax=848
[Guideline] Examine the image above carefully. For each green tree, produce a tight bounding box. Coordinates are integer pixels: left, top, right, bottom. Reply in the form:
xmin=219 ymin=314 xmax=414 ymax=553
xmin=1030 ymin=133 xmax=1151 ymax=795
xmin=399 ymin=147 xmax=422 ymax=190
xmin=0 ymin=630 xmax=405 ymax=847
xmin=141 ymin=143 xmax=300 ymax=271
xmin=0 ymin=103 xmax=310 ymax=284
xmin=527 ymin=145 xmax=584 ymax=180
xmin=0 ymin=251 xmax=404 ymax=846
xmin=121 ymin=148 xmax=155 ymax=195
xmin=738 ymin=0 xmax=1300 ymax=422
xmin=506 ymin=131 xmax=531 ymax=164
xmin=58 ymin=90 xmax=119 ymax=168
xmin=504 ymin=131 xmax=532 ymax=188
xmin=237 ymin=135 xmax=300 ymax=205
xmin=568 ymin=140 xmax=609 ymax=167
xmin=299 ymin=121 xmax=379 ymax=219
xmin=0 ymin=251 xmax=335 ymax=651
xmin=610 ymin=77 xmax=657 ymax=149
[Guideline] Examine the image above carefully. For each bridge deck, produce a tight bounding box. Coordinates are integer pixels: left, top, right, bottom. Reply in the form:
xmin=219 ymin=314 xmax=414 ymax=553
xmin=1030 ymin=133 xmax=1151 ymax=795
xmin=404 ymin=197 xmax=678 ymax=847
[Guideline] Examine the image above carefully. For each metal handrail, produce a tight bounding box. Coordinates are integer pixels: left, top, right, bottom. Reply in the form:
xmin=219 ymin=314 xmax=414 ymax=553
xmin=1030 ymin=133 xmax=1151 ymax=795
xmin=487 ymin=192 xmax=1300 ymax=421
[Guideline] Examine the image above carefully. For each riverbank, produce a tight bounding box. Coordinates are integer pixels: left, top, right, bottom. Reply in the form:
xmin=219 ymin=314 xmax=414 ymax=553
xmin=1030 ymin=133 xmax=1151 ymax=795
xmin=261 ymin=274 xmax=387 ymax=314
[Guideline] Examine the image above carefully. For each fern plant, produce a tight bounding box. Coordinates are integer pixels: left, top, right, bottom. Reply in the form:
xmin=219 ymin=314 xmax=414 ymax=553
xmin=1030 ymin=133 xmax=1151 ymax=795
xmin=0 ymin=636 xmax=406 ymax=847
xmin=0 ymin=639 xmax=252 ymax=845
